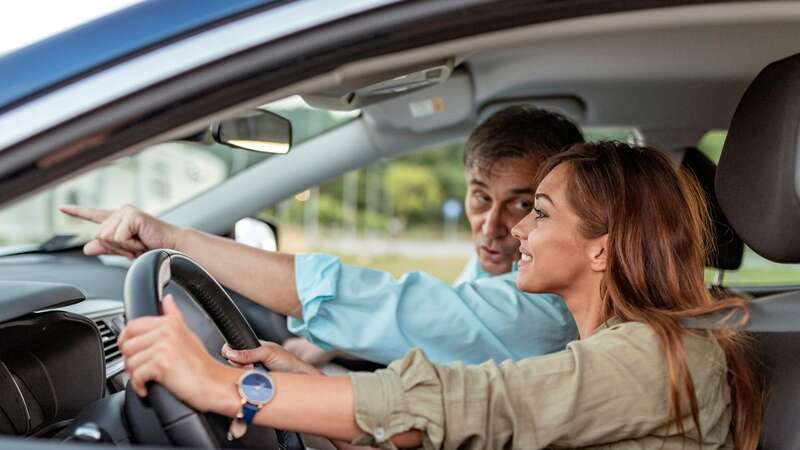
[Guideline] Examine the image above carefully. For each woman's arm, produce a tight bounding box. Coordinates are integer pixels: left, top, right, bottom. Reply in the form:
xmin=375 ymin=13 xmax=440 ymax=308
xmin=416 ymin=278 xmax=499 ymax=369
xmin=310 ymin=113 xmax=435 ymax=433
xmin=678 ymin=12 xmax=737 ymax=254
xmin=206 ymin=367 xmax=421 ymax=447
xmin=119 ymin=295 xmax=421 ymax=448
xmin=204 ymin=367 xmax=358 ymax=440
xmin=120 ymin=296 xmax=725 ymax=449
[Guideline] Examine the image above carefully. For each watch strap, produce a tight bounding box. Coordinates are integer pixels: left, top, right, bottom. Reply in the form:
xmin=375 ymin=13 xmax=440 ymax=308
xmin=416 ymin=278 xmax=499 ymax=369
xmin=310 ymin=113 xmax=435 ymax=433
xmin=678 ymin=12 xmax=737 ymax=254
xmin=241 ymin=402 xmax=260 ymax=424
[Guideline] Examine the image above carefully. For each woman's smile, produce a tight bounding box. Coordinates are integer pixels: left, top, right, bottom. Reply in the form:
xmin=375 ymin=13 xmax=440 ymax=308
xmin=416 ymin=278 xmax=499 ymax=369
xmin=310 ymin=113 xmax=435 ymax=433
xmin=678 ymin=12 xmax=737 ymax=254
xmin=518 ymin=245 xmax=533 ymax=267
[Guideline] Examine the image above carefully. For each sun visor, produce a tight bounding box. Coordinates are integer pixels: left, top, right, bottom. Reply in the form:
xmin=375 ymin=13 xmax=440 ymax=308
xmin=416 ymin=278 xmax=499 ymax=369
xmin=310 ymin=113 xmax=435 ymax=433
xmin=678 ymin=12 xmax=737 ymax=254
xmin=362 ymin=68 xmax=474 ymax=133
xmin=303 ymin=59 xmax=456 ymax=111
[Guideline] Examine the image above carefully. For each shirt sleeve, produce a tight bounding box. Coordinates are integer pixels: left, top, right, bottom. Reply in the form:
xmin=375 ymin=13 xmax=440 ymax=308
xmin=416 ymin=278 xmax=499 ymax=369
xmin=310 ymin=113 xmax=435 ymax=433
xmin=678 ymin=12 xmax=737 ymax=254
xmin=348 ymin=324 xmax=729 ymax=450
xmin=288 ymin=253 xmax=577 ymax=365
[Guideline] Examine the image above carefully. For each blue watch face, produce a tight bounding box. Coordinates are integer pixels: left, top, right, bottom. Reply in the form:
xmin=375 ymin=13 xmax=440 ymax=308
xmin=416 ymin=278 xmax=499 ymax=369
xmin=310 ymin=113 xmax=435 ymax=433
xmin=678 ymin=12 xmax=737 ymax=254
xmin=239 ymin=371 xmax=274 ymax=405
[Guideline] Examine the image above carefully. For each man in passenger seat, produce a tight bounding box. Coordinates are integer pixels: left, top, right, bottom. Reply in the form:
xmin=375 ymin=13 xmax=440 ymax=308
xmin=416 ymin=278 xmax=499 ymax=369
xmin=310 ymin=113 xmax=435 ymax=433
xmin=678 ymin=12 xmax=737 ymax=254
xmin=59 ymin=106 xmax=583 ymax=366
xmin=281 ymin=106 xmax=586 ymax=367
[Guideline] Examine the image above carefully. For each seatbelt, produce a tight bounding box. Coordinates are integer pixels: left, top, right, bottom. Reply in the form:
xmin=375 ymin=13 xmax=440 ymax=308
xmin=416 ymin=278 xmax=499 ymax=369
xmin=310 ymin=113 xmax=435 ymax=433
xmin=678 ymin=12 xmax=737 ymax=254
xmin=681 ymin=290 xmax=800 ymax=332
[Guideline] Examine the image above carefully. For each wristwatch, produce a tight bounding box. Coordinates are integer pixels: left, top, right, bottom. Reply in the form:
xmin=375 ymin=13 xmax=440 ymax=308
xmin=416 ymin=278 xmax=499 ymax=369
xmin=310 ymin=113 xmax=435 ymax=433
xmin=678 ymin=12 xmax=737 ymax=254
xmin=227 ymin=369 xmax=275 ymax=441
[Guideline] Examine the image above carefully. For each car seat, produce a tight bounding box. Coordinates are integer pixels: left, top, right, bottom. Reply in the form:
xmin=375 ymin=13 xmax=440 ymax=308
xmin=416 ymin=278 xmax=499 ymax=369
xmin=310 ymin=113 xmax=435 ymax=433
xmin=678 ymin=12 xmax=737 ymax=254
xmin=686 ymin=52 xmax=800 ymax=449
xmin=678 ymin=146 xmax=744 ymax=288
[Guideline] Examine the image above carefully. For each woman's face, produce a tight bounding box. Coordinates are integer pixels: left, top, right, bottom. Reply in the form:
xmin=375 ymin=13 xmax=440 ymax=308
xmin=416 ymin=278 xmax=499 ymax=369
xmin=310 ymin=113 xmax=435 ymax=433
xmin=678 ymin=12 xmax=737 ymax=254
xmin=511 ymin=163 xmax=602 ymax=295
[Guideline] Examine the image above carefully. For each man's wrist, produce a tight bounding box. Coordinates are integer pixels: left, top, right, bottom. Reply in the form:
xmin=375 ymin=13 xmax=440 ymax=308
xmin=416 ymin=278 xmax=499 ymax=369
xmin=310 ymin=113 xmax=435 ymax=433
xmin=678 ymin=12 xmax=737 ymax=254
xmin=171 ymin=227 xmax=194 ymax=253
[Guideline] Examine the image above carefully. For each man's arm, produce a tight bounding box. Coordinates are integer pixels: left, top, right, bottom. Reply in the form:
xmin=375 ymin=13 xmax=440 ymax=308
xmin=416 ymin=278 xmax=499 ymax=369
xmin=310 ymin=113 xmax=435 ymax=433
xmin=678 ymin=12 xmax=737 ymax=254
xmin=60 ymin=205 xmax=577 ymax=365
xmin=59 ymin=205 xmax=303 ymax=317
xmin=175 ymin=228 xmax=301 ymax=317
xmin=289 ymin=254 xmax=577 ymax=365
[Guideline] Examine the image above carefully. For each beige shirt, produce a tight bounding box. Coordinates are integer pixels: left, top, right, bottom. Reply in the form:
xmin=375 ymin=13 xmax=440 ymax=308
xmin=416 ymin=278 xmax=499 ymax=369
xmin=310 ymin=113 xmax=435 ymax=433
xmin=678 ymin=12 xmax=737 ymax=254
xmin=348 ymin=320 xmax=732 ymax=450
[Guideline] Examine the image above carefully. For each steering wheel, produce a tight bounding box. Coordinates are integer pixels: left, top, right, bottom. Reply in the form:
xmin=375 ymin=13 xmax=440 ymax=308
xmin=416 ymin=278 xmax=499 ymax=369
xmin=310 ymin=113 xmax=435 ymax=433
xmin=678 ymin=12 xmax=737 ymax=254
xmin=123 ymin=249 xmax=305 ymax=449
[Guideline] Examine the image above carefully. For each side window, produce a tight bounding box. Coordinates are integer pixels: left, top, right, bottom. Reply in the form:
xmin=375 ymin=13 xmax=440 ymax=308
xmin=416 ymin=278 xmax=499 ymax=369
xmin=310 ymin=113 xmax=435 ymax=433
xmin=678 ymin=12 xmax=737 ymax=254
xmin=258 ymin=126 xmax=637 ymax=282
xmin=0 ymin=95 xmax=357 ymax=249
xmin=259 ymin=143 xmax=471 ymax=283
xmin=0 ymin=142 xmax=234 ymax=247
xmin=698 ymin=130 xmax=800 ymax=286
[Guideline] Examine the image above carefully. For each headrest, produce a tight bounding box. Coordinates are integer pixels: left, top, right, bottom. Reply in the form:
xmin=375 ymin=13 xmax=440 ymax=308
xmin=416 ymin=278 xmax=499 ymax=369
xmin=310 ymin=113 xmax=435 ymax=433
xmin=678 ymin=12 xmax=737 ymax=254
xmin=680 ymin=147 xmax=743 ymax=270
xmin=716 ymin=53 xmax=800 ymax=263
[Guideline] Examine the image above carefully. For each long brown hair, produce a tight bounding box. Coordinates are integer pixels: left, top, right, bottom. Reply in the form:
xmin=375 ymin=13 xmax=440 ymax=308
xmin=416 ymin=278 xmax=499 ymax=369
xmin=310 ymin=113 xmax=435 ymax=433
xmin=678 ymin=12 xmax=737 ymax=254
xmin=537 ymin=141 xmax=761 ymax=449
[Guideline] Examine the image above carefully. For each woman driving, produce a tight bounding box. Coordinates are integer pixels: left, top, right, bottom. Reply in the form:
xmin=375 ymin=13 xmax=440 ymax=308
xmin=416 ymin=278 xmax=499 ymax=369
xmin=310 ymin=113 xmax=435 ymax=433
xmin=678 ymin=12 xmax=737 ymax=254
xmin=117 ymin=141 xmax=762 ymax=449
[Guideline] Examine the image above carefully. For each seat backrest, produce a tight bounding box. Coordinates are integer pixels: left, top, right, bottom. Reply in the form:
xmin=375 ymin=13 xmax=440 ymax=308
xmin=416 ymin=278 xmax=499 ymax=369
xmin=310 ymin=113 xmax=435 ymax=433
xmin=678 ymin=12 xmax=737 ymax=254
xmin=682 ymin=290 xmax=800 ymax=449
xmin=754 ymin=328 xmax=800 ymax=449
xmin=711 ymin=52 xmax=800 ymax=449
xmin=679 ymin=147 xmax=743 ymax=272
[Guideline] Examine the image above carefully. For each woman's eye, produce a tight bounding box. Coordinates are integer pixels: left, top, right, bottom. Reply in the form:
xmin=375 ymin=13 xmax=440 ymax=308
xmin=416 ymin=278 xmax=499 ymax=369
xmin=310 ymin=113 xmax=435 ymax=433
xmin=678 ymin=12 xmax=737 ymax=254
xmin=533 ymin=207 xmax=547 ymax=220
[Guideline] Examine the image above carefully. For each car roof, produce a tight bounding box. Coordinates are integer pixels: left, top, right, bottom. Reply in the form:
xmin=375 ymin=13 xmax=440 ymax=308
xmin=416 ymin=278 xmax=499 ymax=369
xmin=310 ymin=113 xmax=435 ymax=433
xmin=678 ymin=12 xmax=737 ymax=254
xmin=0 ymin=0 xmax=271 ymax=113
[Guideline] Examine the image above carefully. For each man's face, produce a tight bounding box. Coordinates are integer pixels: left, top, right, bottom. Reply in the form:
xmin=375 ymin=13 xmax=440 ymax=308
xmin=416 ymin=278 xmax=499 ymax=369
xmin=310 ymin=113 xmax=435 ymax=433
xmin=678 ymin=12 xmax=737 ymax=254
xmin=465 ymin=157 xmax=540 ymax=275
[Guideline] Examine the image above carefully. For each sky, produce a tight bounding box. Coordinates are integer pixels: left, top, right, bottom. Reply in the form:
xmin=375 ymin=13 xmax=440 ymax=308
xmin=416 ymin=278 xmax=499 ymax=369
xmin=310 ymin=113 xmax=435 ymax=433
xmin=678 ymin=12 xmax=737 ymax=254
xmin=0 ymin=0 xmax=141 ymax=56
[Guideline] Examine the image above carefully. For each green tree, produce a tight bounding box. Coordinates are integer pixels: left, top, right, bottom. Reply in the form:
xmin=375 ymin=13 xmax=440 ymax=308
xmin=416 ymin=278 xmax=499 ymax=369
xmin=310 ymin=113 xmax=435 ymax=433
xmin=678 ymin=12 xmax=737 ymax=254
xmin=317 ymin=193 xmax=344 ymax=225
xmin=384 ymin=163 xmax=443 ymax=225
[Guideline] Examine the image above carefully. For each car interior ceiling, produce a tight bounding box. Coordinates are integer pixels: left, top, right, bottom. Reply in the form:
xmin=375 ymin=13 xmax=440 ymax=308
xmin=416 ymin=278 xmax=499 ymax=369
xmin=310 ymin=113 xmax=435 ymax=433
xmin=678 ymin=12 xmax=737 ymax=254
xmin=164 ymin=3 xmax=800 ymax=236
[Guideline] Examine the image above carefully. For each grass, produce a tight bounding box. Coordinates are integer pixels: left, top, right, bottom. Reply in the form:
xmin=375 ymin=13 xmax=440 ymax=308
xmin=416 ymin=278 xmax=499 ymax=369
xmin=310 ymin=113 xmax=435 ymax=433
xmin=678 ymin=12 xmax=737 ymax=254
xmin=706 ymin=268 xmax=800 ymax=286
xmin=284 ymin=224 xmax=800 ymax=287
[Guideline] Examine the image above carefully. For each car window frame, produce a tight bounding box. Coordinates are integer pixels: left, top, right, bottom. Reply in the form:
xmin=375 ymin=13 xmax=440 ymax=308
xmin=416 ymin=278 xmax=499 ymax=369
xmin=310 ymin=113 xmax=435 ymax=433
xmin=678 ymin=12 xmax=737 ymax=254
xmin=0 ymin=0 xmax=729 ymax=209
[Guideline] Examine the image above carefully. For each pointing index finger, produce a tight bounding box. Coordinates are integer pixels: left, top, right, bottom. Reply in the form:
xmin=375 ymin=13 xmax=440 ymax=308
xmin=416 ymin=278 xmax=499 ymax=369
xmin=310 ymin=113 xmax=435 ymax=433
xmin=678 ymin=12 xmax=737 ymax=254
xmin=58 ymin=205 xmax=113 ymax=224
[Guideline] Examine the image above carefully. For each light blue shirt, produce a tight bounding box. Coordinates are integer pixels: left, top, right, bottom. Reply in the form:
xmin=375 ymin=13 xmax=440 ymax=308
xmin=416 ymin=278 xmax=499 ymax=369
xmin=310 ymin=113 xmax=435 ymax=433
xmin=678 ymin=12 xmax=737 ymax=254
xmin=453 ymin=253 xmax=519 ymax=285
xmin=452 ymin=253 xmax=490 ymax=285
xmin=287 ymin=253 xmax=578 ymax=365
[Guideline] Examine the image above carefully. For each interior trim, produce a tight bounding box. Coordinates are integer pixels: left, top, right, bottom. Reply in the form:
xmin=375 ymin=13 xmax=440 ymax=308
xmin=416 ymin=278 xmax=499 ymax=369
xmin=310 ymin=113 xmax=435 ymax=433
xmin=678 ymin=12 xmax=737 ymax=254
xmin=313 ymin=1 xmax=800 ymax=88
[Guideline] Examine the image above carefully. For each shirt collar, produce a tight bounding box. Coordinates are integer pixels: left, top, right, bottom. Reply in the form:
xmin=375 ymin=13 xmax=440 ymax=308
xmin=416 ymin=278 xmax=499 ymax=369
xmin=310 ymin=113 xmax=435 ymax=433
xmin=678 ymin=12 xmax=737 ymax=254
xmin=590 ymin=316 xmax=624 ymax=336
xmin=454 ymin=253 xmax=519 ymax=285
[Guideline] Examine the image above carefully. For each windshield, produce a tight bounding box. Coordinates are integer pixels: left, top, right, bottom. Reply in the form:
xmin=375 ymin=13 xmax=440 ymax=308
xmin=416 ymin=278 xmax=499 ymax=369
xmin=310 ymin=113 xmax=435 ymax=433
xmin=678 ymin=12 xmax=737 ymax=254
xmin=0 ymin=96 xmax=358 ymax=251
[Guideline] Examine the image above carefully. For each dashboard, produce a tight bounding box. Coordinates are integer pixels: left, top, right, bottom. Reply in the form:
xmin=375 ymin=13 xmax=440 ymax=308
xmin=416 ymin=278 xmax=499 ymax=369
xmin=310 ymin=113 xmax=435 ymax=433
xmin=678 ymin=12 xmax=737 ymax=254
xmin=0 ymin=309 xmax=107 ymax=437
xmin=0 ymin=282 xmax=125 ymax=440
xmin=0 ymin=251 xmax=130 ymax=396
xmin=60 ymin=299 xmax=127 ymax=389
xmin=0 ymin=249 xmax=293 ymax=443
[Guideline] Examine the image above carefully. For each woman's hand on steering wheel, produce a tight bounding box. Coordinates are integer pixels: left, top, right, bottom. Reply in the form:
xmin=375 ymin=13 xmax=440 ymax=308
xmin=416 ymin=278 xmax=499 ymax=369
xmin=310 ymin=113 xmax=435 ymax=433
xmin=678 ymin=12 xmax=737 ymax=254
xmin=119 ymin=295 xmax=238 ymax=414
xmin=222 ymin=341 xmax=322 ymax=376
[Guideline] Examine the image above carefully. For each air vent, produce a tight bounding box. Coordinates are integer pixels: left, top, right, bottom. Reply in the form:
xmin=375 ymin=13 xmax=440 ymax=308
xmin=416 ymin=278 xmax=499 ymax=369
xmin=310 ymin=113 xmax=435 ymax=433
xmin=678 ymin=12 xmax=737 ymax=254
xmin=94 ymin=318 xmax=122 ymax=365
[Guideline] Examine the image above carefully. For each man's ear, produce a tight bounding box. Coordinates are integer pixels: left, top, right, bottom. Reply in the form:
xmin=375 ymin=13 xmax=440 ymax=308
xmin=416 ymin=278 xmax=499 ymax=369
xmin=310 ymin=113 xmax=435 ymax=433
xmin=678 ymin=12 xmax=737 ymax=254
xmin=588 ymin=234 xmax=609 ymax=272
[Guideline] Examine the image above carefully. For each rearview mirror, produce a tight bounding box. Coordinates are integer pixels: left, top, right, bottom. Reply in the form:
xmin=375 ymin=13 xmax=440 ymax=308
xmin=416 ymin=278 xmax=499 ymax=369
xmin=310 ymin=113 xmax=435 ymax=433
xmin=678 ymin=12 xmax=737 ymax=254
xmin=212 ymin=109 xmax=292 ymax=154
